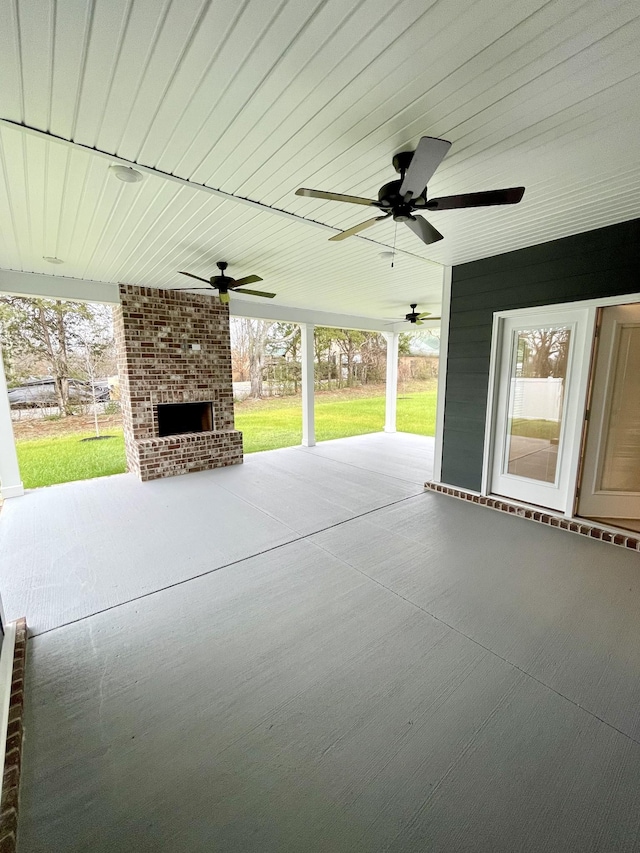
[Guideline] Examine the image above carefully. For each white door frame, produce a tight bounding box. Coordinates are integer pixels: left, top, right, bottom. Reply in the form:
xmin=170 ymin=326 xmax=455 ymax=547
xmin=578 ymin=303 xmax=640 ymax=519
xmin=482 ymin=292 xmax=640 ymax=517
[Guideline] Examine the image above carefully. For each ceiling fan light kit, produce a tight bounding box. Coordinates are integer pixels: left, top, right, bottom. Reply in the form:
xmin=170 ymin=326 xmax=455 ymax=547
xmin=296 ymin=136 xmax=524 ymax=246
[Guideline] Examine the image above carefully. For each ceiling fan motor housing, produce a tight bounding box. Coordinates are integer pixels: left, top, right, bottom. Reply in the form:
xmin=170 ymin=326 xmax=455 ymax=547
xmin=406 ymin=303 xmax=419 ymax=322
xmin=378 ymin=180 xmax=426 ymax=221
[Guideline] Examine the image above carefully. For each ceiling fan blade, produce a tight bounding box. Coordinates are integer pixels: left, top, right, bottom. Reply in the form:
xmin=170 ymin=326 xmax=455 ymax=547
xmin=404 ymin=216 xmax=443 ymax=245
xmin=426 ymin=186 xmax=525 ymax=210
xmin=417 ymin=312 xmax=432 ymax=318
xmin=178 ymin=271 xmax=211 ymax=284
xmin=387 ymin=315 xmax=441 ymax=325
xmin=329 ymin=214 xmax=390 ymax=242
xmin=399 ymin=137 xmax=451 ymax=200
xmin=296 ymin=188 xmax=378 ymax=206
xmin=232 ymin=274 xmax=263 ymax=287
xmin=232 ymin=288 xmax=276 ymax=299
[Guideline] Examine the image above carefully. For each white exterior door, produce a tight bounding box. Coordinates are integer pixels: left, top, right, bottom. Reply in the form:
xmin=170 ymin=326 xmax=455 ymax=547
xmin=490 ymin=308 xmax=590 ymax=511
xmin=578 ymin=303 xmax=640 ymax=520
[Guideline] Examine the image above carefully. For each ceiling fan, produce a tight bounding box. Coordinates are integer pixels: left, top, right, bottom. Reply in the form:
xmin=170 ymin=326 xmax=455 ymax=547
xmin=296 ymin=136 xmax=524 ymax=246
xmin=389 ymin=304 xmax=441 ymax=326
xmin=167 ymin=261 xmax=276 ymax=303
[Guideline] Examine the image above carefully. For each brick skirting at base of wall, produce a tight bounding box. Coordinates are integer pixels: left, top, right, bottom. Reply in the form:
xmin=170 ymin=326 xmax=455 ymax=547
xmin=424 ymin=482 xmax=640 ymax=553
xmin=0 ymin=617 xmax=28 ymax=853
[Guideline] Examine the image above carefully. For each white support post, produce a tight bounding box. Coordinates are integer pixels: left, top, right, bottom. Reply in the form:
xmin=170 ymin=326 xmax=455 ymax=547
xmin=384 ymin=332 xmax=400 ymax=433
xmin=300 ymin=323 xmax=315 ymax=447
xmin=433 ymin=265 xmax=452 ymax=482
xmin=0 ymin=345 xmax=24 ymax=498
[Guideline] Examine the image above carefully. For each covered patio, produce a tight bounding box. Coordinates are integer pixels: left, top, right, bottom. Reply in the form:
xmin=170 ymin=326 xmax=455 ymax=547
xmin=2 ymin=432 xmax=640 ymax=852
xmin=2 ymin=1 xmax=640 ymax=849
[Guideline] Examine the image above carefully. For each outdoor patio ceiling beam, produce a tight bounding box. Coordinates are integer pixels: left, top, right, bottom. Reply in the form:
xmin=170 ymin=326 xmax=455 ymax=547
xmin=300 ymin=324 xmax=315 ymax=448
xmin=0 ymin=343 xmax=24 ymax=498
xmin=0 ymin=269 xmax=119 ymax=304
xmin=0 ymin=270 xmax=417 ymax=333
xmin=229 ymin=296 xmax=396 ymax=333
xmin=384 ymin=332 xmax=400 ymax=434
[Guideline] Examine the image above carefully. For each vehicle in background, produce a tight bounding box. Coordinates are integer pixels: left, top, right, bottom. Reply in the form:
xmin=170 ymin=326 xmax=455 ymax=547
xmin=7 ymin=378 xmax=111 ymax=408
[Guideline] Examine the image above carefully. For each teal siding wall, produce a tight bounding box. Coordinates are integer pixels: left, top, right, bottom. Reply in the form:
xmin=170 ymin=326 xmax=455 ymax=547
xmin=442 ymin=218 xmax=640 ymax=490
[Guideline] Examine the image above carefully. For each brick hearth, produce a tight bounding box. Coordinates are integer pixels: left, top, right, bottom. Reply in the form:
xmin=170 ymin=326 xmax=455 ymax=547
xmin=114 ymin=284 xmax=242 ymax=481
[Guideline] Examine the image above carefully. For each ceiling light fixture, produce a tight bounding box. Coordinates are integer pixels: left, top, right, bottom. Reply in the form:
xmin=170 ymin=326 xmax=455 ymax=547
xmin=43 ymin=256 xmax=64 ymax=264
xmin=110 ymin=164 xmax=144 ymax=183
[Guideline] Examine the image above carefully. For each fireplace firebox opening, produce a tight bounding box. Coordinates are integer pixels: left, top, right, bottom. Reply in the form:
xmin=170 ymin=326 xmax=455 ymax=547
xmin=157 ymin=402 xmax=214 ymax=437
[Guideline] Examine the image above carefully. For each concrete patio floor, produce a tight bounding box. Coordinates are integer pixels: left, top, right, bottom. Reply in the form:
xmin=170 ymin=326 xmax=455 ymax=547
xmin=2 ymin=432 xmax=640 ymax=852
xmin=0 ymin=432 xmax=433 ymax=634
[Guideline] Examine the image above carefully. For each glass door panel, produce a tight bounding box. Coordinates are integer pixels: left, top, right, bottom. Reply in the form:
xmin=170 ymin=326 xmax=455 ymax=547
xmin=504 ymin=326 xmax=571 ymax=484
xmin=490 ymin=308 xmax=589 ymax=511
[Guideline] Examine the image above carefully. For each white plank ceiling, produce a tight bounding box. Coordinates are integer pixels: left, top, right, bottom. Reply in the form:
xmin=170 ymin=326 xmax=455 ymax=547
xmin=0 ymin=0 xmax=639 ymax=321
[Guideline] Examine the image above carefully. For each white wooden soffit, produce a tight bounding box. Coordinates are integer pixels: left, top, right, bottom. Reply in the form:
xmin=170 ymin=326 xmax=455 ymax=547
xmin=0 ymin=268 xmax=441 ymax=333
xmin=0 ymin=119 xmax=440 ymax=268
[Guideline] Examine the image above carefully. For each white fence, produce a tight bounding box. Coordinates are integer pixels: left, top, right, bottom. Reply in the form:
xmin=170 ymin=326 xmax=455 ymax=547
xmin=511 ymin=377 xmax=564 ymax=421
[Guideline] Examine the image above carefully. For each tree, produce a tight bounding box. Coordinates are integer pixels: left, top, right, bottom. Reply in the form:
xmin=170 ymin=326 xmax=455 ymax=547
xmin=229 ymin=319 xmax=250 ymax=381
xmin=230 ymin=319 xmax=299 ymax=398
xmin=518 ymin=328 xmax=570 ymax=378
xmin=267 ymin=323 xmax=300 ymax=360
xmin=398 ymin=333 xmax=413 ymax=356
xmin=333 ymin=330 xmax=366 ymax=387
xmin=245 ymin=320 xmax=271 ymax=398
xmin=330 ymin=330 xmax=390 ymax=386
xmin=0 ymin=297 xmax=115 ymax=414
xmin=267 ymin=323 xmax=301 ymax=392
xmin=314 ymin=327 xmax=338 ymax=389
xmin=359 ymin=332 xmax=387 ymax=383
xmin=74 ymin=310 xmax=116 ymax=436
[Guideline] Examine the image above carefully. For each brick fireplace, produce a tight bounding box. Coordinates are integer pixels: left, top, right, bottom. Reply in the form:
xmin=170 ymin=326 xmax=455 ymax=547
xmin=114 ymin=284 xmax=243 ymax=481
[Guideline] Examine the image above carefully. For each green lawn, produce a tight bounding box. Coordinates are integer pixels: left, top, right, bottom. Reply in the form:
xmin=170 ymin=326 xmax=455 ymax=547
xmin=15 ymin=386 xmax=437 ymax=487
xmin=510 ymin=418 xmax=560 ymax=441
xmin=16 ymin=429 xmax=127 ymax=489
xmin=233 ymin=386 xmax=437 ymax=452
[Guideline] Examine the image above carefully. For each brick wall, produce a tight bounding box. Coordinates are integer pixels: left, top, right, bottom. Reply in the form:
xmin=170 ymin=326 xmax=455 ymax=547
xmin=0 ymin=617 xmax=27 ymax=853
xmin=114 ymin=284 xmax=243 ymax=481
